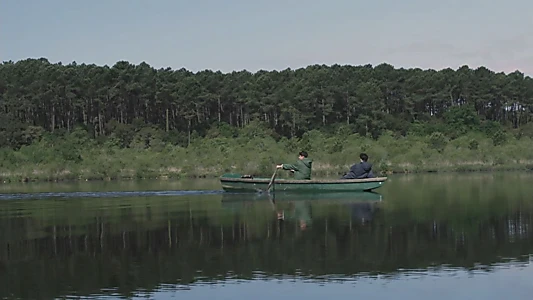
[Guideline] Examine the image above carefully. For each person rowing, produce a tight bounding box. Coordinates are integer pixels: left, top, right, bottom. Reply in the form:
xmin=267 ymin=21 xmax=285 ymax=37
xmin=276 ymin=151 xmax=313 ymax=180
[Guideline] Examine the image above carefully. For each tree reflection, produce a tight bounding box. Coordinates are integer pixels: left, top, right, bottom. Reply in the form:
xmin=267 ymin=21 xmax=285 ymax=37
xmin=0 ymin=192 xmax=532 ymax=299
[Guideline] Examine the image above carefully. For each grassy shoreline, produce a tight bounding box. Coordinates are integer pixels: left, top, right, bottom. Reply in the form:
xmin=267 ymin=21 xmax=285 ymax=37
xmin=2 ymin=129 xmax=533 ymax=184
xmin=1 ymin=161 xmax=532 ymax=184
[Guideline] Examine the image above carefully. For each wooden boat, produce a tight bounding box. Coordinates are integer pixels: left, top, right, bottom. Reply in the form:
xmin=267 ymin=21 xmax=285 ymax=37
xmin=219 ymin=173 xmax=387 ymax=193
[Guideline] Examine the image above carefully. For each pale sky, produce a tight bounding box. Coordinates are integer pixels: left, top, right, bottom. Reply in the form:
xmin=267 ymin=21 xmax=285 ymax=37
xmin=1 ymin=0 xmax=532 ymax=75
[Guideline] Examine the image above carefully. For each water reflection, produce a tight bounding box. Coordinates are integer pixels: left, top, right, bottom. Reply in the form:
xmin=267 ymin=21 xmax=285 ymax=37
xmin=0 ymin=182 xmax=532 ymax=299
xmin=221 ymin=192 xmax=382 ymax=231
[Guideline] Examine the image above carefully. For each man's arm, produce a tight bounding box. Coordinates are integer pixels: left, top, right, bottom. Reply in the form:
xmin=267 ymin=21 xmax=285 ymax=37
xmin=341 ymin=164 xmax=357 ymax=179
xmin=281 ymin=163 xmax=299 ymax=171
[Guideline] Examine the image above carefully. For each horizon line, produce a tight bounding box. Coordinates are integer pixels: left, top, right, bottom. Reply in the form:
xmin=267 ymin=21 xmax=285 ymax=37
xmin=1 ymin=56 xmax=531 ymax=78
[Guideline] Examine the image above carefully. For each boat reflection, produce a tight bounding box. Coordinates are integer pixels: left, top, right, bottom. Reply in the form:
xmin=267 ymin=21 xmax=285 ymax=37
xmin=221 ymin=192 xmax=382 ymax=230
xmin=220 ymin=191 xmax=383 ymax=203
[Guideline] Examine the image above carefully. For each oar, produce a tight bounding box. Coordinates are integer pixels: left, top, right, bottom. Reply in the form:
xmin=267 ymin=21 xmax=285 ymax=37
xmin=266 ymin=169 xmax=278 ymax=193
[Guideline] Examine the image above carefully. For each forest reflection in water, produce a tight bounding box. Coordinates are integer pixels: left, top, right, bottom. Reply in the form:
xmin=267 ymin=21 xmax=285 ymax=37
xmin=0 ymin=173 xmax=532 ymax=299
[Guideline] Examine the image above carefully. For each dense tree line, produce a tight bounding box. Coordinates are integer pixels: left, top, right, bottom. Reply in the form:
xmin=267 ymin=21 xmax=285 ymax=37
xmin=1 ymin=58 xmax=533 ymax=149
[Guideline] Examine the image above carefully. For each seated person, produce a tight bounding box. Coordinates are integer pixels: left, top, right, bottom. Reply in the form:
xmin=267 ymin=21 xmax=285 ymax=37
xmin=276 ymin=151 xmax=313 ymax=180
xmin=342 ymin=153 xmax=375 ymax=179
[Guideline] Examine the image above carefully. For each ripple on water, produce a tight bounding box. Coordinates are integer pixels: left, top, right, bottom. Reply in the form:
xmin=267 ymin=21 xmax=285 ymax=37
xmin=0 ymin=189 xmax=224 ymax=200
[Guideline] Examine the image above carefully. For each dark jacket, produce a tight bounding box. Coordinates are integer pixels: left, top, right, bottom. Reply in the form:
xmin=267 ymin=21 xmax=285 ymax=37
xmin=281 ymin=158 xmax=313 ymax=180
xmin=342 ymin=161 xmax=375 ymax=179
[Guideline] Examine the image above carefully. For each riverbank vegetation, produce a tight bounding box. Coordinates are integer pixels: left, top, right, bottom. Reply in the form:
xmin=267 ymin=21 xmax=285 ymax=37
xmin=1 ymin=59 xmax=533 ymax=182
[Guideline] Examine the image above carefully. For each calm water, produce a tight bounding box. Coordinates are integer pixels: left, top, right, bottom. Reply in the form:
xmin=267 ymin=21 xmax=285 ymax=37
xmin=1 ymin=172 xmax=533 ymax=299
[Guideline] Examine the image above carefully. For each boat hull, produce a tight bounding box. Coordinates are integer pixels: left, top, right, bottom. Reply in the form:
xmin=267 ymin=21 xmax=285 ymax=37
xmin=219 ymin=174 xmax=387 ymax=193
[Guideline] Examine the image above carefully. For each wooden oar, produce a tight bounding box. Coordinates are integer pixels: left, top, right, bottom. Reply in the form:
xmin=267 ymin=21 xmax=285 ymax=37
xmin=266 ymin=169 xmax=278 ymax=193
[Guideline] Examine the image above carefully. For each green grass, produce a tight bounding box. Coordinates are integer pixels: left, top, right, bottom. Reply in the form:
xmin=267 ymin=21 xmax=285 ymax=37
xmin=1 ymin=129 xmax=533 ymax=183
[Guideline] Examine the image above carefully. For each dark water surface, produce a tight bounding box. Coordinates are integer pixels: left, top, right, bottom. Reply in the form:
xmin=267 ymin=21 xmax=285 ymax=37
xmin=1 ymin=172 xmax=533 ymax=299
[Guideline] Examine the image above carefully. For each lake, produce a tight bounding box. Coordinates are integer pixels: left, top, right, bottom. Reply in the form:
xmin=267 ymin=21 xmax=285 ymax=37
xmin=1 ymin=172 xmax=533 ymax=299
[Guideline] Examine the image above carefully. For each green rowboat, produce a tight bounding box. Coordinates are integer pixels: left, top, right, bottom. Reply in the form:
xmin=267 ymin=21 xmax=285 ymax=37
xmin=219 ymin=173 xmax=387 ymax=193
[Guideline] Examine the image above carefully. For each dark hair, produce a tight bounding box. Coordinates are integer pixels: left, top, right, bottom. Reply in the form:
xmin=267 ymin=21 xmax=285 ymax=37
xmin=360 ymin=153 xmax=368 ymax=161
xmin=299 ymin=151 xmax=308 ymax=157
